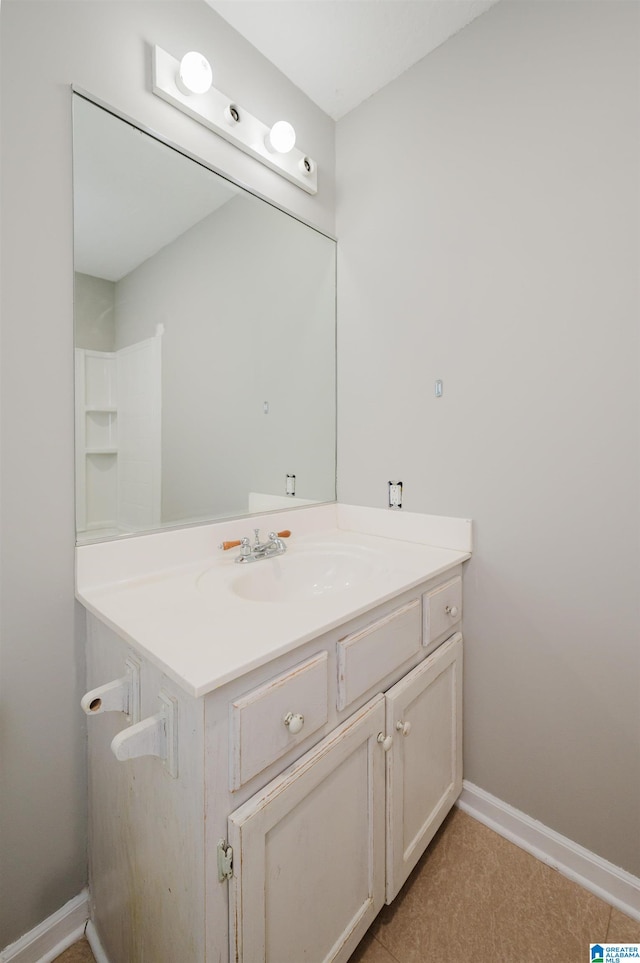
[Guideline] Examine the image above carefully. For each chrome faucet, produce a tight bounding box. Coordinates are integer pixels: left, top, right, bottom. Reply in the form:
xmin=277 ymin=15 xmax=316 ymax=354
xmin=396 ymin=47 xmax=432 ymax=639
xmin=250 ymin=529 xmax=288 ymax=559
xmin=219 ymin=529 xmax=290 ymax=563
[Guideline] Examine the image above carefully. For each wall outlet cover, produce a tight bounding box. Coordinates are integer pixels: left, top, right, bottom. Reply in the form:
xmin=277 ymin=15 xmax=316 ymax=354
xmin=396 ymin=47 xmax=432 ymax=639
xmin=388 ymin=481 xmax=403 ymax=509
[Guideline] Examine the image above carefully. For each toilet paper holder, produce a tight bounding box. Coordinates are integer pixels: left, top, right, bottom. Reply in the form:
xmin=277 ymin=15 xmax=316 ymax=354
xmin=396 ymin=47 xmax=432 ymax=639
xmin=81 ymin=656 xmax=141 ymax=724
xmin=111 ymin=691 xmax=178 ymax=778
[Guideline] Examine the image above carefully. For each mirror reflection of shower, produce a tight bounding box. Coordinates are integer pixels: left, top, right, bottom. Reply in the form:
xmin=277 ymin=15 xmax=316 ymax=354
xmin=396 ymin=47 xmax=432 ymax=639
xmin=75 ymin=330 xmax=162 ymax=542
xmin=72 ymin=94 xmax=336 ymax=543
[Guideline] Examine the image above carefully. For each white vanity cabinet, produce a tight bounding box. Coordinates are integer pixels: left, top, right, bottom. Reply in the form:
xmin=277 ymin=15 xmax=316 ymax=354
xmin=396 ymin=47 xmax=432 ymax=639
xmin=84 ymin=564 xmax=464 ymax=963
xmin=226 ymin=632 xmax=462 ymax=963
xmin=227 ymin=695 xmax=387 ymax=963
xmin=384 ymin=632 xmax=462 ymax=903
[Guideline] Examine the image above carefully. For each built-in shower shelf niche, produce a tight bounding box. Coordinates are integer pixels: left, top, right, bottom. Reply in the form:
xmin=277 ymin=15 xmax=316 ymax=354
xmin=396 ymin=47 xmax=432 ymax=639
xmin=85 ymin=407 xmax=118 ymax=453
xmin=76 ymin=349 xmax=119 ymax=535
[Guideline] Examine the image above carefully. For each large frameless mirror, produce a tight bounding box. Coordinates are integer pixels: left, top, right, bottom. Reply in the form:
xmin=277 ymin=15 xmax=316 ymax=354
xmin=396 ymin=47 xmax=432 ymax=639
xmin=73 ymin=94 xmax=336 ymax=543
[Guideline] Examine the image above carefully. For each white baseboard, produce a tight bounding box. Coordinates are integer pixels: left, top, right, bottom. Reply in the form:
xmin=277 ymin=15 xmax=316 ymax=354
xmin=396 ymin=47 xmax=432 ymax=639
xmin=457 ymin=781 xmax=640 ymax=922
xmin=0 ymin=890 xmax=89 ymax=963
xmin=85 ymin=923 xmax=109 ymax=963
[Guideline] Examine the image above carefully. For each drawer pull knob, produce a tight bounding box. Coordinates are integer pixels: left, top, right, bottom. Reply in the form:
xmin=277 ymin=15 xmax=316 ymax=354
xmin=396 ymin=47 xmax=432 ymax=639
xmin=377 ymin=732 xmax=393 ymax=751
xmin=445 ymin=604 xmax=459 ymax=618
xmin=283 ymin=712 xmax=305 ymax=734
xmin=396 ymin=720 xmax=412 ymax=736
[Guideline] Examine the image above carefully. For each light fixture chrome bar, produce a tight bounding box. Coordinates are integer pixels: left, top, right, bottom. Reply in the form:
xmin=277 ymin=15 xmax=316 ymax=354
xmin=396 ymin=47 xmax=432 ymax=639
xmin=152 ymin=45 xmax=318 ymax=195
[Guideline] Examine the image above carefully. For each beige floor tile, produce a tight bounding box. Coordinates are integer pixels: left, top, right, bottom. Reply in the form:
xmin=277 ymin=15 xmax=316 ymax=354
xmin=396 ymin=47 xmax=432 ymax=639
xmin=52 ymin=938 xmax=96 ymax=963
xmin=53 ymin=814 xmax=637 ymax=963
xmin=372 ymin=808 xmax=611 ymax=963
xmin=606 ymin=907 xmax=640 ymax=942
xmin=348 ymin=929 xmax=399 ymax=963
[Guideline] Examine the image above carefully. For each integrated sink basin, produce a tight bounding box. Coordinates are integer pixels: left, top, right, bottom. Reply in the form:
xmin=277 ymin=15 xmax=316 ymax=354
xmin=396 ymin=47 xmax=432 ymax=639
xmin=197 ymin=543 xmax=388 ymax=603
xmin=76 ymin=506 xmax=472 ymax=696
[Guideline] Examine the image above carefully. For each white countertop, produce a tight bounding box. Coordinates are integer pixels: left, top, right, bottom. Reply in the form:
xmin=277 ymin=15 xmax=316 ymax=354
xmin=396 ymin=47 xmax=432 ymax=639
xmin=77 ymin=505 xmax=471 ymax=698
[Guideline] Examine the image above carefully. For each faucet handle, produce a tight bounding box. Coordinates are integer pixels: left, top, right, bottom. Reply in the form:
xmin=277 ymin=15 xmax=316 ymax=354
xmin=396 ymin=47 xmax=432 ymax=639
xmin=219 ymin=537 xmax=250 ymax=551
xmin=269 ymin=530 xmax=291 ymax=539
xmin=219 ymin=536 xmax=253 ymax=555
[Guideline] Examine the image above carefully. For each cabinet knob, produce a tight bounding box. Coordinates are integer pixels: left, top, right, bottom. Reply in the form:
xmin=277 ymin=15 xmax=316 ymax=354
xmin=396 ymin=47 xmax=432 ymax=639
xmin=395 ymin=720 xmax=412 ymax=736
xmin=377 ymin=732 xmax=393 ymax=751
xmin=283 ymin=712 xmax=305 ymax=735
xmin=445 ymin=604 xmax=459 ymax=618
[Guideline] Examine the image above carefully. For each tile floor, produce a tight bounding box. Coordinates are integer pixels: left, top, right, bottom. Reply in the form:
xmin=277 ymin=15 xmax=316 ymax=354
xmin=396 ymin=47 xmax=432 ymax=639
xmin=350 ymin=809 xmax=640 ymax=963
xmin=54 ymin=809 xmax=640 ymax=963
xmin=53 ymin=940 xmax=94 ymax=963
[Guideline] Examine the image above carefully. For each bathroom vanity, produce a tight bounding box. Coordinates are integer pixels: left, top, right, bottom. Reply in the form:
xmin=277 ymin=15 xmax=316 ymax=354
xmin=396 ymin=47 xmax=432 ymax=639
xmin=73 ymin=94 xmax=472 ymax=963
xmin=77 ymin=505 xmax=471 ymax=963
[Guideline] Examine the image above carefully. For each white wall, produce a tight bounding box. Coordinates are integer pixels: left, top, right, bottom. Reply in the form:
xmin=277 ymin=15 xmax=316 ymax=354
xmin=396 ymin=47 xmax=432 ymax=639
xmin=74 ymin=274 xmax=115 ymax=351
xmin=115 ymin=193 xmax=336 ymax=523
xmin=337 ymin=0 xmax=640 ymax=875
xmin=0 ymin=0 xmax=334 ymax=948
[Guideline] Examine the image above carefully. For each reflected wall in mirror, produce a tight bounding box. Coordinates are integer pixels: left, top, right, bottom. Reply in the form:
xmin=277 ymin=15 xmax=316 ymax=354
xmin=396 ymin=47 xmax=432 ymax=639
xmin=73 ymin=95 xmax=336 ymax=543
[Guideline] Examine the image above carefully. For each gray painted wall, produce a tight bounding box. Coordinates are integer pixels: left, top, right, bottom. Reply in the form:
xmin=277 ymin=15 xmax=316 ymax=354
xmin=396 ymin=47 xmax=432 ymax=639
xmin=75 ymin=274 xmax=115 ymax=352
xmin=336 ymin=0 xmax=640 ymax=874
xmin=0 ymin=0 xmax=334 ymax=948
xmin=114 ymin=194 xmax=336 ymax=523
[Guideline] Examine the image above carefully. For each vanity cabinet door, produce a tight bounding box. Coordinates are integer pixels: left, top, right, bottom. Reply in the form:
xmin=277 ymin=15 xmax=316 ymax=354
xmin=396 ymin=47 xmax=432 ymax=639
xmin=227 ymin=695 xmax=386 ymax=963
xmin=385 ymin=632 xmax=463 ymax=903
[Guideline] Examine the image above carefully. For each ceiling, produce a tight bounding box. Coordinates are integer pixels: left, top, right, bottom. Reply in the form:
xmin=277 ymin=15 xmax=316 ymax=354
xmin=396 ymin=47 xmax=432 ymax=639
xmin=205 ymin=0 xmax=501 ymax=120
xmin=74 ymin=97 xmax=238 ymax=281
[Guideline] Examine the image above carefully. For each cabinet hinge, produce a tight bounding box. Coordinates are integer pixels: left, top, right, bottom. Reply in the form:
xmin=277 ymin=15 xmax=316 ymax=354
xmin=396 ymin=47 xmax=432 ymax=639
xmin=217 ymin=838 xmax=233 ymax=882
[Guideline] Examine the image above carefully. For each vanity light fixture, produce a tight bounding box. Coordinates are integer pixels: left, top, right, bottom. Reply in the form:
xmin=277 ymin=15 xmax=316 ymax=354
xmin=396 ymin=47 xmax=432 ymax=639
xmin=265 ymin=120 xmax=296 ymax=154
xmin=176 ymin=51 xmax=213 ymax=96
xmin=224 ymin=103 xmax=241 ymax=126
xmin=152 ymin=45 xmax=317 ymax=194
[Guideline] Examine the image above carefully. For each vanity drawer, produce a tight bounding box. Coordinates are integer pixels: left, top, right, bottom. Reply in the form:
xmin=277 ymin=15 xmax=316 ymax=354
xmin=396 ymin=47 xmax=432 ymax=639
xmin=229 ymin=651 xmax=329 ymax=791
xmin=337 ymin=599 xmax=422 ymax=711
xmin=423 ymin=576 xmax=462 ymax=649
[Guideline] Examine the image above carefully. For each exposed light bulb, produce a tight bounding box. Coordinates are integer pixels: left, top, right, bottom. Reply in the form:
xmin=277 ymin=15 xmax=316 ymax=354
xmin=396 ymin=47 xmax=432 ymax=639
xmin=265 ymin=120 xmax=296 ymax=154
xmin=176 ymin=51 xmax=213 ymax=95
